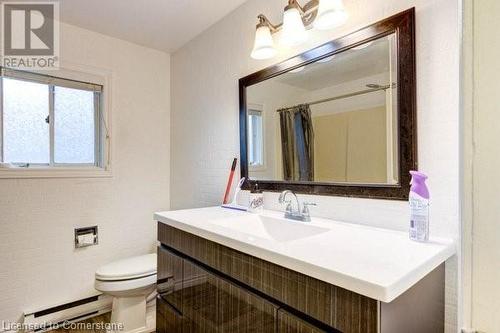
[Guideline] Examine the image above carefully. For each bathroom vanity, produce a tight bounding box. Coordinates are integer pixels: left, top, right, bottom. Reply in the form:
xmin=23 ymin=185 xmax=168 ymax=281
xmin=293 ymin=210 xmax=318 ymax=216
xmin=155 ymin=207 xmax=455 ymax=333
xmin=154 ymin=9 xmax=454 ymax=333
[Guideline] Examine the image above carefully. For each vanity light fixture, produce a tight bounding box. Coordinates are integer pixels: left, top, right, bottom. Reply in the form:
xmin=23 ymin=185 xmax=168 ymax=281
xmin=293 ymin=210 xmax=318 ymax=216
xmin=250 ymin=0 xmax=348 ymax=60
xmin=281 ymin=1 xmax=308 ymax=46
xmin=251 ymin=15 xmax=278 ymax=60
xmin=314 ymin=0 xmax=348 ymax=30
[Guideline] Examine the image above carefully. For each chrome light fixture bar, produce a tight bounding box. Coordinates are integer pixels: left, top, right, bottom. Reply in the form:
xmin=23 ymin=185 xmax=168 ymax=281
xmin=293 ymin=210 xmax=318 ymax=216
xmin=251 ymin=0 xmax=348 ymax=60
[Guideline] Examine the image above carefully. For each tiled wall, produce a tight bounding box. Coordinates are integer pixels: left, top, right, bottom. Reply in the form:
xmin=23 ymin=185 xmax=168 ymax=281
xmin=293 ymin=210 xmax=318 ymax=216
xmin=0 ymin=24 xmax=170 ymax=323
xmin=171 ymin=0 xmax=460 ymax=331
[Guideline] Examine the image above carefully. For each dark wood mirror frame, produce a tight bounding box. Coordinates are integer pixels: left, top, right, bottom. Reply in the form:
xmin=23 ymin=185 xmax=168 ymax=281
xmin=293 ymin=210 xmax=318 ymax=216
xmin=239 ymin=8 xmax=416 ymax=200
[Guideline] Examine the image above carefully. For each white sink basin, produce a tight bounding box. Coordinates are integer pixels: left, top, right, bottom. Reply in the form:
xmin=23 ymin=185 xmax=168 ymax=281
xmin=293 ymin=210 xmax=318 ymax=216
xmin=209 ymin=214 xmax=329 ymax=242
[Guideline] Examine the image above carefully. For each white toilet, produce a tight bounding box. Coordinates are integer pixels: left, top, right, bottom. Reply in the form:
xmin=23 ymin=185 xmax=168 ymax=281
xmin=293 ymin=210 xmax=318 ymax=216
xmin=95 ymin=253 xmax=157 ymax=333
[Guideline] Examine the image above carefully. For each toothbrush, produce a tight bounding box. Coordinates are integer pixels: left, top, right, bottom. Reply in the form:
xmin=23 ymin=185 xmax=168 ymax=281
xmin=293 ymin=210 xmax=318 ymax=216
xmin=221 ymin=177 xmax=247 ymax=211
xmin=230 ymin=178 xmax=245 ymax=205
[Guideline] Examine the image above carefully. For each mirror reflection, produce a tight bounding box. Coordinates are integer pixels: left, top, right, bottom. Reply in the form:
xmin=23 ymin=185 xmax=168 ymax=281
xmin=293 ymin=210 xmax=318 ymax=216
xmin=246 ymin=34 xmax=399 ymax=184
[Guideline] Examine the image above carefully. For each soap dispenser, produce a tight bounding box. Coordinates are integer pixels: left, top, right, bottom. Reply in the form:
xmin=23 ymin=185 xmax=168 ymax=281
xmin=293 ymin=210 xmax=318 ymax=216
xmin=248 ymin=184 xmax=264 ymax=213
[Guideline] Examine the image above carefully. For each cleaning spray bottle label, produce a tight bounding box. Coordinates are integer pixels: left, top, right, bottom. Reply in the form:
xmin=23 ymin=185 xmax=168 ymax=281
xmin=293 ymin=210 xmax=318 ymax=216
xmin=409 ymin=171 xmax=430 ymax=242
xmin=409 ymin=194 xmax=429 ymax=241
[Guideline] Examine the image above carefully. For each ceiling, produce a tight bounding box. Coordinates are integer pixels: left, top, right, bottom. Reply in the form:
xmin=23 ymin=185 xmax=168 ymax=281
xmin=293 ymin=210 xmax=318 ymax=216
xmin=58 ymin=0 xmax=249 ymax=53
xmin=276 ymin=35 xmax=393 ymax=91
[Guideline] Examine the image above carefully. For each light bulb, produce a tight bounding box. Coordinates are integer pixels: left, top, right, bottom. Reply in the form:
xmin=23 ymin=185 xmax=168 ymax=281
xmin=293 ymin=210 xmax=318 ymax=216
xmin=251 ymin=25 xmax=277 ymax=60
xmin=281 ymin=6 xmax=307 ymax=47
xmin=314 ymin=0 xmax=348 ymax=30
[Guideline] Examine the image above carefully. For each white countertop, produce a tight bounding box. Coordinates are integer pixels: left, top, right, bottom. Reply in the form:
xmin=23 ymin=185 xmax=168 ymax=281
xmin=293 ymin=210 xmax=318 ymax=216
xmin=155 ymin=207 xmax=455 ymax=303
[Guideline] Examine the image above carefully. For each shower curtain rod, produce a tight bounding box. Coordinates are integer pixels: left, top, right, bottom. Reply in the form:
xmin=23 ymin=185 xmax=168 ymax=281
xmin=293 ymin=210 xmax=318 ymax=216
xmin=277 ymin=84 xmax=392 ymax=111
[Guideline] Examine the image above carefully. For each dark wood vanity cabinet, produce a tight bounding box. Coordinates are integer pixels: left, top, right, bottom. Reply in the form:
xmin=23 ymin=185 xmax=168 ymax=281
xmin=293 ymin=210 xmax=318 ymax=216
xmin=278 ymin=310 xmax=327 ymax=333
xmin=157 ymin=246 xmax=278 ymax=333
xmin=157 ymin=244 xmax=335 ymax=333
xmin=157 ymin=246 xmax=183 ymax=311
xmin=157 ymin=294 xmax=183 ymax=333
xmin=157 ymin=222 xmax=445 ymax=333
xmin=181 ymin=260 xmax=219 ymax=332
xmin=217 ymin=277 xmax=277 ymax=332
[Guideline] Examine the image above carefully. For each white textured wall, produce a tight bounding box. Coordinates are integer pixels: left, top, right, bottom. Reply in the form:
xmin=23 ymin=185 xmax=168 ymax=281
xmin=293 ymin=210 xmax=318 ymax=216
xmin=0 ymin=24 xmax=170 ymax=322
xmin=171 ymin=0 xmax=460 ymax=331
xmin=462 ymin=0 xmax=500 ymax=331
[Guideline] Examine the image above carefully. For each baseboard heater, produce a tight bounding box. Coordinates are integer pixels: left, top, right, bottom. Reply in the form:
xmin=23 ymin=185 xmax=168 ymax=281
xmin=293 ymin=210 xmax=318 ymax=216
xmin=23 ymin=294 xmax=112 ymax=333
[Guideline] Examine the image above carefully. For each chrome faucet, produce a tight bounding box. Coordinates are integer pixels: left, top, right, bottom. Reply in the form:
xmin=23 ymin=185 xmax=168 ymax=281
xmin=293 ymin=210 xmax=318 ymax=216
xmin=278 ymin=190 xmax=316 ymax=222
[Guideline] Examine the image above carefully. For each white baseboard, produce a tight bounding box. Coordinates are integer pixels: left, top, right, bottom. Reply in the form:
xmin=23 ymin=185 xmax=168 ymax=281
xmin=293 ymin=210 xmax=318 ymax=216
xmin=23 ymin=294 xmax=113 ymax=333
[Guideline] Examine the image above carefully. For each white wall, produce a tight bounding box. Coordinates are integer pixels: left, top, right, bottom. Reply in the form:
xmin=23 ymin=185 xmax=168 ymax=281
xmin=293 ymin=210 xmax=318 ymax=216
xmin=171 ymin=0 xmax=460 ymax=331
xmin=461 ymin=0 xmax=500 ymax=331
xmin=0 ymin=23 xmax=170 ymax=322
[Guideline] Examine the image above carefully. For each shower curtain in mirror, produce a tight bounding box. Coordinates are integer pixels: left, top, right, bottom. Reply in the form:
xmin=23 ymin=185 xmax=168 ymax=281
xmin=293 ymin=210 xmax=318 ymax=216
xmin=278 ymin=104 xmax=314 ymax=181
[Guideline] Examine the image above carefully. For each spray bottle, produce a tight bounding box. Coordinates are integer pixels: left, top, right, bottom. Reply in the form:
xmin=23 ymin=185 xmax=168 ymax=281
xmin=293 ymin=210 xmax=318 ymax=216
xmin=409 ymin=171 xmax=430 ymax=242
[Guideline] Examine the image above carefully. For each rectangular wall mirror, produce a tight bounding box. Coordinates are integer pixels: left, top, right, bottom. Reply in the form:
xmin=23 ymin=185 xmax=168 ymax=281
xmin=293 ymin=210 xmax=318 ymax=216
xmin=240 ymin=9 xmax=416 ymax=200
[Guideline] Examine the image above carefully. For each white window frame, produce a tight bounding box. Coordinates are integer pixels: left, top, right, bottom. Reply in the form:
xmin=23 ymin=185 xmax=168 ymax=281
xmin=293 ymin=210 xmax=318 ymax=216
xmin=0 ymin=65 xmax=112 ymax=179
xmin=247 ymin=103 xmax=266 ymax=172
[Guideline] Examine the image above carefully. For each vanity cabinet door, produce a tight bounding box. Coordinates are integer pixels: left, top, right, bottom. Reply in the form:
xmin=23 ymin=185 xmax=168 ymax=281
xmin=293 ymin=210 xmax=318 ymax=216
xmin=157 ymin=295 xmax=183 ymax=333
xmin=218 ymin=278 xmax=277 ymax=333
xmin=182 ymin=260 xmax=220 ymax=333
xmin=158 ymin=246 xmax=184 ymax=312
xmin=181 ymin=259 xmax=278 ymax=333
xmin=278 ymin=309 xmax=329 ymax=333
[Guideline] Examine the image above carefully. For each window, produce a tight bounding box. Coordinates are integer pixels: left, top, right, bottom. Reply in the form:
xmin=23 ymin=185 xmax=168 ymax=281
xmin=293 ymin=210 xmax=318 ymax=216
xmin=247 ymin=108 xmax=264 ymax=168
xmin=0 ymin=68 xmax=106 ymax=170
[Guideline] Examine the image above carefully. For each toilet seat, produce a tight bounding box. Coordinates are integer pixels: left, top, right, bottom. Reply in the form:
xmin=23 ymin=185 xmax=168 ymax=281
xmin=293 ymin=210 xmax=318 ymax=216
xmin=94 ymin=253 xmax=157 ymax=333
xmin=96 ymin=253 xmax=157 ymax=281
xmin=95 ymin=274 xmax=157 ymax=293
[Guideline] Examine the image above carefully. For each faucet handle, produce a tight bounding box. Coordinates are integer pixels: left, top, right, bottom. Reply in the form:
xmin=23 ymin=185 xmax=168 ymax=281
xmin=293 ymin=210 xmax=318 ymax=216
xmin=301 ymin=202 xmax=317 ymax=215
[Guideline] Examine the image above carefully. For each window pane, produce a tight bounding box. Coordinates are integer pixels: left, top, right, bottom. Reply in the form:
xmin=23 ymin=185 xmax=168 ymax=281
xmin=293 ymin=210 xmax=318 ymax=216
xmin=3 ymin=78 xmax=50 ymax=164
xmin=247 ymin=112 xmax=263 ymax=166
xmin=54 ymin=86 xmax=95 ymax=164
xmin=248 ymin=114 xmax=254 ymax=164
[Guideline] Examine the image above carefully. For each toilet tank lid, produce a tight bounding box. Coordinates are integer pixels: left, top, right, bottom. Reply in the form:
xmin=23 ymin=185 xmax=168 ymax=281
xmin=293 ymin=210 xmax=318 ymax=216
xmin=95 ymin=253 xmax=157 ymax=281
